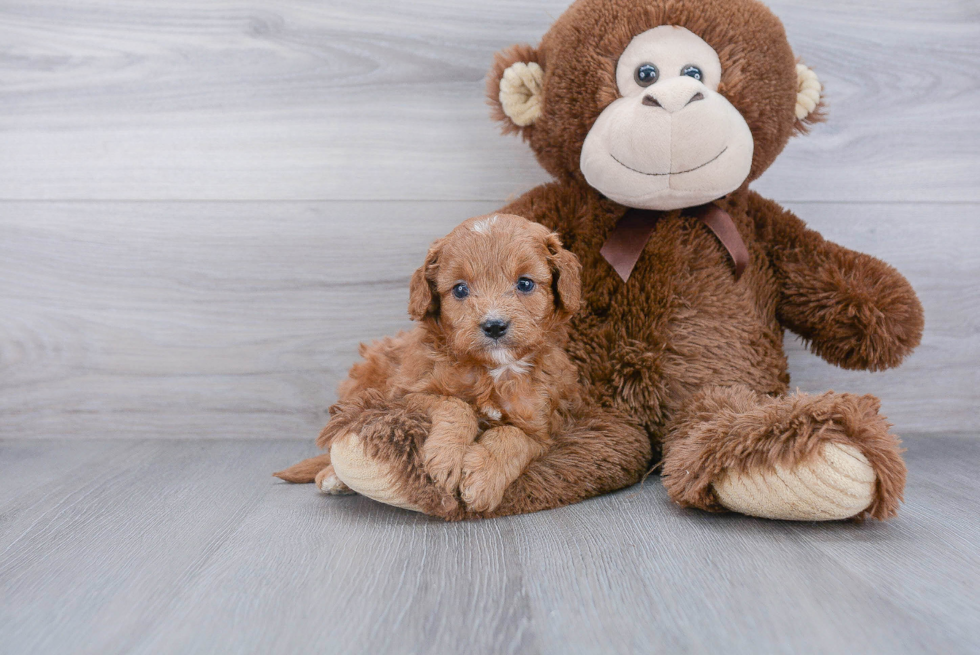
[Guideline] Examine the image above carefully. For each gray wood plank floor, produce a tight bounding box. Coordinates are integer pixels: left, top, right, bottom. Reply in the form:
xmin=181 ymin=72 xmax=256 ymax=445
xmin=0 ymin=436 xmax=977 ymax=654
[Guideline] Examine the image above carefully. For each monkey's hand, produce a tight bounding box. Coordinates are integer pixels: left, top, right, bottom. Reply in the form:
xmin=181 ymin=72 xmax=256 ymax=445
xmin=780 ymin=246 xmax=923 ymax=371
xmin=753 ymin=193 xmax=924 ymax=371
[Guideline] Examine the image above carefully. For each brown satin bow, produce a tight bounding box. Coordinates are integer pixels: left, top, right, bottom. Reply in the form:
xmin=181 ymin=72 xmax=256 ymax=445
xmin=599 ymin=203 xmax=749 ymax=283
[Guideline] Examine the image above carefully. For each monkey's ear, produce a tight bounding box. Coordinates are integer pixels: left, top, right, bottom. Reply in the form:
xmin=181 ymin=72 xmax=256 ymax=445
xmin=794 ymin=62 xmax=826 ymax=133
xmin=487 ymin=44 xmax=544 ymax=136
xmin=543 ymin=232 xmax=582 ymax=319
xmin=408 ymin=238 xmax=443 ymax=322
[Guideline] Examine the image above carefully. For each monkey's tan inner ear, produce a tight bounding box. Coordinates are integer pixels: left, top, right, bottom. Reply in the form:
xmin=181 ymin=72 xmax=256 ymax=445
xmin=796 ymin=63 xmax=822 ymax=120
xmin=499 ymin=62 xmax=544 ymax=127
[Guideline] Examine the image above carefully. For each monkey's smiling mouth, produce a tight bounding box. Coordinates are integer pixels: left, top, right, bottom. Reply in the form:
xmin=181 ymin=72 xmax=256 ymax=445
xmin=611 ymin=146 xmax=729 ymax=177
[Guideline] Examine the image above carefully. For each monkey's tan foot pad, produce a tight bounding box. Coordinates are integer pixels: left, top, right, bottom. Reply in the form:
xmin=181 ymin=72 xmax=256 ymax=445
xmin=329 ymin=433 xmax=423 ymax=512
xmin=712 ymin=443 xmax=876 ymax=521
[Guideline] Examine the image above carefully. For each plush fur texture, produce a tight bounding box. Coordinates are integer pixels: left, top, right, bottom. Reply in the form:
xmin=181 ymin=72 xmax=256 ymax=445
xmin=493 ymin=181 xmax=917 ymax=519
xmin=284 ymin=0 xmax=922 ymax=521
xmin=479 ymin=0 xmax=920 ymax=520
xmin=275 ymin=214 xmax=651 ymax=516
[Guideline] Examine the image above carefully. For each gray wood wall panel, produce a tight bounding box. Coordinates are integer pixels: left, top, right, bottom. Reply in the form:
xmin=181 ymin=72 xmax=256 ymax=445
xmin=1 ymin=0 xmax=978 ymax=439
xmin=2 ymin=200 xmax=975 ymax=439
xmin=0 ymin=1 xmax=977 ymax=202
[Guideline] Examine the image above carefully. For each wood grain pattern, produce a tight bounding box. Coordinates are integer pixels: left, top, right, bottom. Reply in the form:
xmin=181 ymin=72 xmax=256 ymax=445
xmin=0 ymin=436 xmax=976 ymax=654
xmin=0 ymin=0 xmax=977 ymax=202
xmin=1 ymin=200 xmax=976 ymax=439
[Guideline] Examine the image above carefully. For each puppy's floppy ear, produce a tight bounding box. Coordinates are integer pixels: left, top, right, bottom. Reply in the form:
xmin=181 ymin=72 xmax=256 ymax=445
xmin=487 ymin=44 xmax=543 ymax=137
xmin=408 ymin=238 xmax=444 ymax=322
xmin=543 ymin=232 xmax=582 ymax=318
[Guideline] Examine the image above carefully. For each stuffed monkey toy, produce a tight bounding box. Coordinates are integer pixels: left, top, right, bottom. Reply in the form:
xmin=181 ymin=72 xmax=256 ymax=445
xmin=287 ymin=0 xmax=923 ymax=521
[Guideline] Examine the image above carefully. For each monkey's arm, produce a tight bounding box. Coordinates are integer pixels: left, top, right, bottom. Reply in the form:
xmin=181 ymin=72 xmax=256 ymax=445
xmin=748 ymin=191 xmax=924 ymax=371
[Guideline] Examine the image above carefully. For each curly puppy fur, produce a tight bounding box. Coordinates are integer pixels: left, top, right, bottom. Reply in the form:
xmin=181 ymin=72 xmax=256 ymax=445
xmin=276 ymin=214 xmax=650 ymax=516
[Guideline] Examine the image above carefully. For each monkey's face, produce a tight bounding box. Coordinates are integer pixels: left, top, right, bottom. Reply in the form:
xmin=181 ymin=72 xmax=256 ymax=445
xmin=487 ymin=0 xmax=822 ymax=210
xmin=579 ymin=26 xmax=754 ymax=211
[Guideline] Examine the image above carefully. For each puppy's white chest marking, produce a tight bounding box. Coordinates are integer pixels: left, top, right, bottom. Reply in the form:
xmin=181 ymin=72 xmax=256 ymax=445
xmin=488 ymin=350 xmax=533 ymax=381
xmin=481 ymin=405 xmax=502 ymax=421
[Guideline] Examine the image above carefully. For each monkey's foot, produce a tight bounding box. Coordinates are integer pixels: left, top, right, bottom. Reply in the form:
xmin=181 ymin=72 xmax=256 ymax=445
xmin=662 ymin=388 xmax=906 ymax=521
xmin=329 ymin=433 xmax=423 ymax=511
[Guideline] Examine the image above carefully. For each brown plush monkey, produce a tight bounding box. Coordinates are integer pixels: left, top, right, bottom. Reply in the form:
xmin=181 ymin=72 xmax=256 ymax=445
xmin=287 ymin=0 xmax=923 ymax=521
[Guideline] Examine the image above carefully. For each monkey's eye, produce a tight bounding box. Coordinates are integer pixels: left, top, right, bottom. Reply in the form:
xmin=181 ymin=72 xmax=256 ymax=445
xmin=516 ymin=277 xmax=535 ymax=294
xmin=451 ymin=282 xmax=470 ymax=300
xmin=681 ymin=65 xmax=703 ymax=81
xmin=634 ymin=63 xmax=659 ymax=87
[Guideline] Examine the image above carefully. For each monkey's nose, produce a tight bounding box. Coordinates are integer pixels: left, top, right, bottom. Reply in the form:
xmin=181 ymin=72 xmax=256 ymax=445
xmin=480 ymin=319 xmax=510 ymax=340
xmin=642 ymin=89 xmax=705 ymax=113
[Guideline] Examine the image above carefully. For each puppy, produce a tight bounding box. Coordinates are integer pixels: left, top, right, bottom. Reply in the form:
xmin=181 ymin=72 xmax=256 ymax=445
xmin=276 ymin=213 xmax=583 ymax=512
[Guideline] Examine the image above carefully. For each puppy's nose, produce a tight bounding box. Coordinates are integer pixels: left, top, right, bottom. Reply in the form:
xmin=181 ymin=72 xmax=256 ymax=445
xmin=480 ymin=318 xmax=510 ymax=340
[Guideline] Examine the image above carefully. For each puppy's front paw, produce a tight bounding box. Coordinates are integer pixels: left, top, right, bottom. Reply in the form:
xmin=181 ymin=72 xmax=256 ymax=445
xmin=422 ymin=441 xmax=466 ymax=494
xmin=460 ymin=445 xmax=508 ymax=513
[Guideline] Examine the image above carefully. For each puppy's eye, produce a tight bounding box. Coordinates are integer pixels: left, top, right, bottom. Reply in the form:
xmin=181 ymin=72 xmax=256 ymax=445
xmin=451 ymin=282 xmax=469 ymax=300
xmin=681 ymin=65 xmax=703 ymax=81
xmin=516 ymin=277 xmax=535 ymax=294
xmin=634 ymin=63 xmax=659 ymax=87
